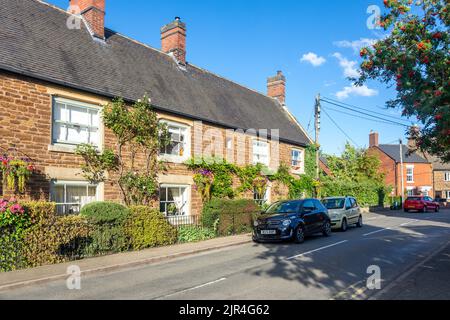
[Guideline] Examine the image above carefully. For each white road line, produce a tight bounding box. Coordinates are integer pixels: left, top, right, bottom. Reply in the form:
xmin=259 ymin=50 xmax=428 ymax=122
xmin=363 ymin=228 xmax=392 ymax=237
xmin=400 ymin=219 xmax=419 ymax=227
xmin=287 ymin=240 xmax=348 ymax=260
xmin=363 ymin=219 xmax=421 ymax=237
xmin=366 ymin=217 xmax=378 ymax=221
xmin=159 ymin=278 xmax=227 ymax=299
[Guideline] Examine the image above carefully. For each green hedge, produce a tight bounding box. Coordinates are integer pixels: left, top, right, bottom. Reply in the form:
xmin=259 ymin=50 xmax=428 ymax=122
xmin=81 ymin=202 xmax=130 ymax=255
xmin=321 ymin=179 xmax=391 ymax=207
xmin=125 ymin=206 xmax=177 ymax=250
xmin=202 ymin=199 xmax=260 ymax=236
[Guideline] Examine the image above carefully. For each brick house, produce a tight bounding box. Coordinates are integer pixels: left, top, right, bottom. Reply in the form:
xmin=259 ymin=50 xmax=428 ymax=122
xmin=0 ymin=0 xmax=312 ymax=216
xmin=422 ymin=155 xmax=450 ymax=202
xmin=368 ymin=132 xmax=433 ymax=198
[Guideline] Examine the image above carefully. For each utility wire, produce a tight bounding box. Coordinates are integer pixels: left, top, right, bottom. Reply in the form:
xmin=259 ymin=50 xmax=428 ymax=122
xmin=322 ymin=96 xmax=412 ymax=124
xmin=306 ymin=104 xmax=315 ymax=133
xmin=320 ymin=98 xmax=411 ymax=128
xmin=322 ymin=105 xmax=408 ymax=128
xmin=321 ymin=107 xmax=360 ymax=147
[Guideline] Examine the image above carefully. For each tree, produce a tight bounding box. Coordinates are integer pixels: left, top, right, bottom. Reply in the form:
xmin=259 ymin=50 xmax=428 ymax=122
xmin=76 ymin=96 xmax=169 ymax=206
xmin=356 ymin=0 xmax=449 ymax=162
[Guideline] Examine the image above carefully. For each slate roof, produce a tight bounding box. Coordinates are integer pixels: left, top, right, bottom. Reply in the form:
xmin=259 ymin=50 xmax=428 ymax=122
xmin=0 ymin=0 xmax=310 ymax=147
xmin=378 ymin=144 xmax=430 ymax=164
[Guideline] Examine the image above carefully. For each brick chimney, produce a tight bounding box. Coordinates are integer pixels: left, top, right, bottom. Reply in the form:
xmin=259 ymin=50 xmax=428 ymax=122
xmin=267 ymin=71 xmax=286 ymax=105
xmin=161 ymin=17 xmax=187 ymax=65
xmin=369 ymin=131 xmax=379 ymax=147
xmin=70 ymin=0 xmax=105 ymax=39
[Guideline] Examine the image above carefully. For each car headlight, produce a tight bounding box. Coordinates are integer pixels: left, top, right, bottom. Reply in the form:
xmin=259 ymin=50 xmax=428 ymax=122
xmin=253 ymin=220 xmax=259 ymax=227
xmin=282 ymin=219 xmax=291 ymax=227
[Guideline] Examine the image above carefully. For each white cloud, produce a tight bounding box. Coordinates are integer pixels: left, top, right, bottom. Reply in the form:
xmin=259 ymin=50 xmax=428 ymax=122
xmin=332 ymin=52 xmax=360 ymax=78
xmin=333 ymin=38 xmax=377 ymax=54
xmin=335 ymin=84 xmax=378 ymax=100
xmin=300 ymin=52 xmax=326 ymax=67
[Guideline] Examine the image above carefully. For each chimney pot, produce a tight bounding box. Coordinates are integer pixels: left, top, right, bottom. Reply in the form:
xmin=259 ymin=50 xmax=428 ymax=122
xmin=267 ymin=71 xmax=286 ymax=105
xmin=369 ymin=131 xmax=379 ymax=148
xmin=161 ymin=17 xmax=187 ymax=65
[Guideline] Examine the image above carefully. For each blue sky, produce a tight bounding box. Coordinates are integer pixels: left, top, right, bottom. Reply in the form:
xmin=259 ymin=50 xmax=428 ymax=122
xmin=47 ymin=0 xmax=416 ymax=155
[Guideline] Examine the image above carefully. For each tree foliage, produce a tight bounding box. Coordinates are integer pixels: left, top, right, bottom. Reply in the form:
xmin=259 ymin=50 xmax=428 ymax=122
xmin=356 ymin=0 xmax=449 ymax=161
xmin=76 ymin=96 xmax=169 ymax=206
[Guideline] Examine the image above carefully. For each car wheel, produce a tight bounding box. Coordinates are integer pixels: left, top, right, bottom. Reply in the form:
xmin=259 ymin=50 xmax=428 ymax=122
xmin=322 ymin=221 xmax=332 ymax=237
xmin=404 ymin=209 xmax=409 ymax=213
xmin=422 ymin=206 xmax=427 ymax=213
xmin=435 ymin=206 xmax=440 ymax=213
xmin=294 ymin=225 xmax=305 ymax=244
xmin=341 ymin=218 xmax=348 ymax=232
xmin=356 ymin=215 xmax=363 ymax=228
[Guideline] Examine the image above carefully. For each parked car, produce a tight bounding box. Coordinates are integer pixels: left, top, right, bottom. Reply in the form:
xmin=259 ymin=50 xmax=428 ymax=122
xmin=322 ymin=196 xmax=363 ymax=231
xmin=253 ymin=199 xmax=331 ymax=244
xmin=404 ymin=196 xmax=440 ymax=213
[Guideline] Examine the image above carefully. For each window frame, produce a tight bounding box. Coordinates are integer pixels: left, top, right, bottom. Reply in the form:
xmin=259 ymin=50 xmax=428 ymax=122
xmin=51 ymin=97 xmax=102 ymax=149
xmin=406 ymin=166 xmax=414 ymax=183
xmin=444 ymin=172 xmax=450 ymax=182
xmin=159 ymin=120 xmax=191 ymax=163
xmin=291 ymin=149 xmax=303 ymax=167
xmin=252 ymin=139 xmax=270 ymax=167
xmin=50 ymin=180 xmax=98 ymax=215
xmin=159 ymin=184 xmax=190 ymax=217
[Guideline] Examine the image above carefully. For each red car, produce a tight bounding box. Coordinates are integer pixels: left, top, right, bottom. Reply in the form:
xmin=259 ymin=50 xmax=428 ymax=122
xmin=404 ymin=196 xmax=440 ymax=213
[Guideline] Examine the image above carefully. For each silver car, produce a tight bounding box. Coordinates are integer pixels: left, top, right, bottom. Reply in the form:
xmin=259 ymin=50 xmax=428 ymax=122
xmin=322 ymin=197 xmax=363 ymax=231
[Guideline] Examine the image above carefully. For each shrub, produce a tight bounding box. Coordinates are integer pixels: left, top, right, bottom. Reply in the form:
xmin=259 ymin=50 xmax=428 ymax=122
xmin=202 ymin=199 xmax=260 ymax=236
xmin=80 ymin=202 xmax=130 ymax=256
xmin=177 ymin=226 xmax=216 ymax=243
xmin=125 ymin=206 xmax=177 ymax=250
xmin=21 ymin=203 xmax=90 ymax=268
xmin=0 ymin=199 xmax=30 ymax=271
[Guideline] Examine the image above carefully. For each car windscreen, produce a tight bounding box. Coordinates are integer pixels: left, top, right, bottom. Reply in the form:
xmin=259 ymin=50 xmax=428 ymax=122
xmin=322 ymin=198 xmax=345 ymax=209
xmin=265 ymin=201 xmax=301 ymax=214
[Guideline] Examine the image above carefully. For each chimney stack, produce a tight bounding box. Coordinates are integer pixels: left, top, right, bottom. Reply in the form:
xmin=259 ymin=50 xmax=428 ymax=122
xmin=267 ymin=71 xmax=286 ymax=105
xmin=161 ymin=17 xmax=187 ymax=65
xmin=369 ymin=131 xmax=379 ymax=147
xmin=70 ymin=0 xmax=105 ymax=39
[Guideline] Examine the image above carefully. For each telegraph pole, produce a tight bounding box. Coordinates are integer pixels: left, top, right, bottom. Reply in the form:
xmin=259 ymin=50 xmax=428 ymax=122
xmin=399 ymin=139 xmax=405 ymax=205
xmin=314 ymin=94 xmax=321 ymax=197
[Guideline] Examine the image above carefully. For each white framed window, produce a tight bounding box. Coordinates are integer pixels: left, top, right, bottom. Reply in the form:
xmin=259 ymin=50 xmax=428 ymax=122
xmin=254 ymin=186 xmax=270 ymax=207
xmin=50 ymin=180 xmax=98 ymax=215
xmin=159 ymin=121 xmax=190 ymax=163
xmin=52 ymin=97 xmax=101 ymax=147
xmin=291 ymin=149 xmax=302 ymax=167
xmin=406 ymin=166 xmax=414 ymax=183
xmin=252 ymin=140 xmax=270 ymax=166
xmin=406 ymin=187 xmax=415 ymax=196
xmin=160 ymin=185 xmax=189 ymax=217
xmin=445 ymin=191 xmax=450 ymax=200
xmin=444 ymin=172 xmax=450 ymax=182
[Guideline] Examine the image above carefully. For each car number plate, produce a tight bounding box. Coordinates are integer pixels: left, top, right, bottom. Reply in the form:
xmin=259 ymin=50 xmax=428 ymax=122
xmin=261 ymin=230 xmax=277 ymax=235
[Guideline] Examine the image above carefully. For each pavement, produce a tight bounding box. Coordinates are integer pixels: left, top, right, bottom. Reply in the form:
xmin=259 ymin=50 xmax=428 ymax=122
xmin=0 ymin=209 xmax=449 ymax=300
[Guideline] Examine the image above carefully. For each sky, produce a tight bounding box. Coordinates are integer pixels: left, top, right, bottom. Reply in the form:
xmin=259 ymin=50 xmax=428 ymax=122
xmin=47 ymin=0 xmax=417 ymax=155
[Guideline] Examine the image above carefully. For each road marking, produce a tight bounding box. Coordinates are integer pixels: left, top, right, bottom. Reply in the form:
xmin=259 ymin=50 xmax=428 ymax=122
xmin=287 ymin=240 xmax=348 ymax=260
xmin=158 ymin=278 xmax=227 ymax=299
xmin=363 ymin=228 xmax=392 ymax=237
xmin=400 ymin=219 xmax=419 ymax=227
xmin=366 ymin=217 xmax=378 ymax=221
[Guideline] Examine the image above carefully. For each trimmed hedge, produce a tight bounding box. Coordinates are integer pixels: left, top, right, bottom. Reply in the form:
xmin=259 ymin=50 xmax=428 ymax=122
xmin=81 ymin=202 xmax=130 ymax=255
xmin=125 ymin=206 xmax=177 ymax=250
xmin=202 ymin=199 xmax=260 ymax=236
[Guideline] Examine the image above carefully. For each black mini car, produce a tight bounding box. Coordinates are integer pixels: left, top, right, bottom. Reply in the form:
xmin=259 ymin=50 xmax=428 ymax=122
xmin=253 ymin=199 xmax=332 ymax=243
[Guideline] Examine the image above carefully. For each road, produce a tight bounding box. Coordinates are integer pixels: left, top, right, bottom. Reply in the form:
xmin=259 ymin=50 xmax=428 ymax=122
xmin=1 ymin=210 xmax=449 ymax=300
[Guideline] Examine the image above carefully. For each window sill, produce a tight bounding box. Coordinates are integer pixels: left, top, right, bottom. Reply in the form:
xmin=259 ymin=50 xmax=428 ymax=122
xmin=159 ymin=154 xmax=189 ymax=164
xmin=48 ymin=144 xmax=77 ymax=154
